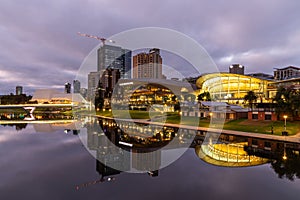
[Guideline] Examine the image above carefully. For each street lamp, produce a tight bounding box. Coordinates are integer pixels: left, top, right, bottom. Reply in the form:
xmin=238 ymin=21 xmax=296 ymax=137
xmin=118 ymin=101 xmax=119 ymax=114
xmin=283 ymin=115 xmax=287 ymax=131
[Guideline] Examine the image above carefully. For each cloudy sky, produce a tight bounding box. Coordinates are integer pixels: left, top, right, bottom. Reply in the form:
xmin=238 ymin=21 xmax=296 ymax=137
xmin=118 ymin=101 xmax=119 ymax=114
xmin=1 ymin=0 xmax=300 ymax=94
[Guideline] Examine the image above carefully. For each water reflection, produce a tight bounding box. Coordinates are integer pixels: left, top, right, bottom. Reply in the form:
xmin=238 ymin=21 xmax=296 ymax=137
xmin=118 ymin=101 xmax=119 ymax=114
xmin=0 ymin=123 xmax=28 ymax=130
xmin=82 ymin=117 xmax=300 ymax=182
xmin=246 ymin=138 xmax=300 ymax=181
xmin=1 ymin=116 xmax=300 ymax=182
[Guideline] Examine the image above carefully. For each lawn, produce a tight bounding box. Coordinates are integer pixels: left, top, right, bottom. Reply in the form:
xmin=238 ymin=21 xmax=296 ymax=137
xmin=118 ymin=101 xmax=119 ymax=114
xmin=223 ymin=119 xmax=300 ymax=136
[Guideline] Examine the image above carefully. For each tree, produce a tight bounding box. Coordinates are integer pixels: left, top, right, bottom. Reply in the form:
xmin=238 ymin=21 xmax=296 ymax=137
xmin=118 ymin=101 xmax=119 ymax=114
xmin=244 ymin=91 xmax=257 ymax=109
xmin=197 ymin=92 xmax=211 ymax=101
xmin=184 ymin=93 xmax=196 ymax=102
xmin=171 ymin=95 xmax=177 ymax=102
xmin=273 ymin=86 xmax=300 ymax=120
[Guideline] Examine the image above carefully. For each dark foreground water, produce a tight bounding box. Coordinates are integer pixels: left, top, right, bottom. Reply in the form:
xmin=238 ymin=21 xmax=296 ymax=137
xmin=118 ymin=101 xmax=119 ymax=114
xmin=0 ymin=122 xmax=299 ymax=200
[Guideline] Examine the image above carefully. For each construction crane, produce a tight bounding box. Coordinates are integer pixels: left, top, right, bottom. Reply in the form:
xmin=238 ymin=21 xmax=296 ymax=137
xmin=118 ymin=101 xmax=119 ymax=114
xmin=77 ymin=32 xmax=115 ymax=46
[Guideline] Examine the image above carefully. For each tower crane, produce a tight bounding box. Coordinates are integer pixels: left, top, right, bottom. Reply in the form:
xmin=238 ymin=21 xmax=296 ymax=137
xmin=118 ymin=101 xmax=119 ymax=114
xmin=77 ymin=32 xmax=115 ymax=46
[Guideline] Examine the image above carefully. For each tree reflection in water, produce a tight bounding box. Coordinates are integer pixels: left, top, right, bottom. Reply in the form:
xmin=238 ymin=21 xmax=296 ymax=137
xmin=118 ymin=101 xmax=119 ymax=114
xmin=2 ymin=116 xmax=300 ymax=182
xmin=271 ymin=150 xmax=300 ymax=181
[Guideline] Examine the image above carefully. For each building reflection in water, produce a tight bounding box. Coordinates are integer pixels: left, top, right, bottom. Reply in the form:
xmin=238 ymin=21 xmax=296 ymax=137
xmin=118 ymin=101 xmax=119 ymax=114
xmin=86 ymin=118 xmax=168 ymax=176
xmin=3 ymin=115 xmax=300 ymax=182
xmin=82 ymin=116 xmax=300 ymax=182
xmin=245 ymin=138 xmax=300 ymax=181
xmin=0 ymin=113 xmax=74 ymax=131
xmin=132 ymin=149 xmax=161 ymax=177
xmin=197 ymin=143 xmax=269 ymax=167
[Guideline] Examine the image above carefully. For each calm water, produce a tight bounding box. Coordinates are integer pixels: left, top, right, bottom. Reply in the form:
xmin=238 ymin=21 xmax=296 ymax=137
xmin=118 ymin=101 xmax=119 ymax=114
xmin=0 ymin=120 xmax=299 ymax=200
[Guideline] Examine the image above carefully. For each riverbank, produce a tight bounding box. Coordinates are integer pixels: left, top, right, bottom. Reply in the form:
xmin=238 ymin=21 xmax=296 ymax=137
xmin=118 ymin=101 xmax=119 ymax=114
xmin=95 ymin=110 xmax=300 ymax=136
xmin=96 ymin=114 xmax=300 ymax=144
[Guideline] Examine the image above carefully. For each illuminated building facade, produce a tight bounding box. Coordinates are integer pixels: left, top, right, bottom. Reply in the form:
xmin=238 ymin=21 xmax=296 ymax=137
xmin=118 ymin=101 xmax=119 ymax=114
xmin=269 ymin=77 xmax=300 ymax=89
xmin=113 ymin=79 xmax=194 ymax=111
xmin=196 ymin=73 xmax=273 ymax=103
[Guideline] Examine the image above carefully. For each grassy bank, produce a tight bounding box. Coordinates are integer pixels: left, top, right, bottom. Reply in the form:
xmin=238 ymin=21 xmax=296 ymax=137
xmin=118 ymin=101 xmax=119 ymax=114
xmin=223 ymin=119 xmax=300 ymax=136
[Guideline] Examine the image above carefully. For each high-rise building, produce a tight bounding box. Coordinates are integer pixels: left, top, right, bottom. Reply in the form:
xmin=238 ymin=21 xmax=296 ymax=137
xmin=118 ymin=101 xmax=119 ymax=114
xmin=229 ymin=64 xmax=244 ymax=75
xmin=73 ymin=80 xmax=81 ymax=93
xmin=97 ymin=45 xmax=132 ymax=79
xmin=16 ymin=86 xmax=23 ymax=95
xmin=64 ymin=82 xmax=71 ymax=94
xmin=100 ymin=68 xmax=121 ymax=98
xmin=274 ymin=66 xmax=300 ymax=80
xmin=87 ymin=72 xmax=101 ymax=102
xmin=133 ymin=48 xmax=163 ymax=79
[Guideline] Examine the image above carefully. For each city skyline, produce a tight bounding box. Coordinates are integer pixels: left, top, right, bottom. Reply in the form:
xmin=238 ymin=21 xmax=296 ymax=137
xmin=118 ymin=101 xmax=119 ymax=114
xmin=1 ymin=0 xmax=300 ymax=95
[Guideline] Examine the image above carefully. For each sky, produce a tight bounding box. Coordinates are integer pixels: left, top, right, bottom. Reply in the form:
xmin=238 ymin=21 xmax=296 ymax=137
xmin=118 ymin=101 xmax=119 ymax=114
xmin=1 ymin=0 xmax=300 ymax=94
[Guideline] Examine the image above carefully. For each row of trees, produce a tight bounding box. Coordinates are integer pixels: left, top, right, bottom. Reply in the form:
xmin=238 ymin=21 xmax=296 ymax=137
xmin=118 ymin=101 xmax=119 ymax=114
xmin=243 ymin=86 xmax=300 ymax=120
xmin=273 ymin=86 xmax=300 ymax=120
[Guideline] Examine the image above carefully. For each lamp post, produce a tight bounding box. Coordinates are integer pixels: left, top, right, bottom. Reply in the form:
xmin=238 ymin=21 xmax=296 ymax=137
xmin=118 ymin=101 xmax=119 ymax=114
xmin=283 ymin=115 xmax=287 ymax=131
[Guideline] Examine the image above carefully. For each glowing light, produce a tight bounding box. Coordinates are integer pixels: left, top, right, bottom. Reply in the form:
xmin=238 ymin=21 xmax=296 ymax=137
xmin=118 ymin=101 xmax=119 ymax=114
xmin=119 ymin=141 xmax=133 ymax=147
xmin=283 ymin=155 xmax=287 ymax=160
xmin=119 ymin=82 xmax=133 ymax=86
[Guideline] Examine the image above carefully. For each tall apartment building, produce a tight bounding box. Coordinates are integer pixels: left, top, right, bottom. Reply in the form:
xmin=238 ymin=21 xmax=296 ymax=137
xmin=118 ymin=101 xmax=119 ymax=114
xmin=64 ymin=82 xmax=71 ymax=94
xmin=87 ymin=72 xmax=101 ymax=102
xmin=100 ymin=68 xmax=121 ymax=98
xmin=133 ymin=48 xmax=163 ymax=79
xmin=97 ymin=45 xmax=132 ymax=79
xmin=16 ymin=86 xmax=23 ymax=95
xmin=73 ymin=80 xmax=81 ymax=93
xmin=274 ymin=66 xmax=300 ymax=80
